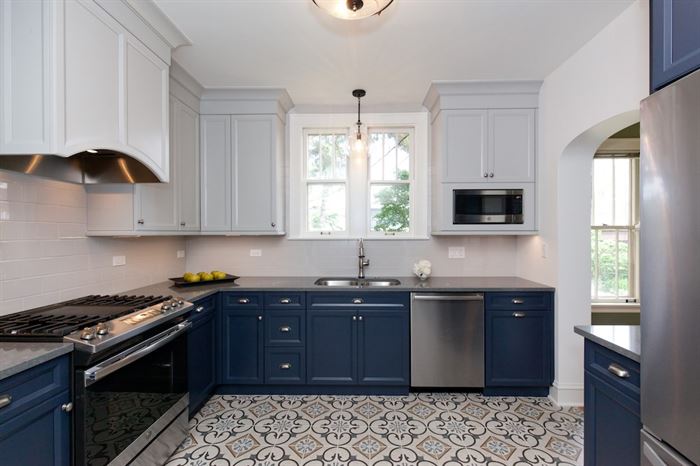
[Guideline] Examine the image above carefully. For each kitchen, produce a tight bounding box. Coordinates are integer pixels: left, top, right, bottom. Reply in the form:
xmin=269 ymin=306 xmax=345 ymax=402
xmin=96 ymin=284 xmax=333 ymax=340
xmin=0 ymin=0 xmax=696 ymax=465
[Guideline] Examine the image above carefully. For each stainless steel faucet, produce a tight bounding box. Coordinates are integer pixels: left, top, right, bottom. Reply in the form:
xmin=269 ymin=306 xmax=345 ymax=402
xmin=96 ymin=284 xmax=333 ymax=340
xmin=358 ymin=239 xmax=370 ymax=279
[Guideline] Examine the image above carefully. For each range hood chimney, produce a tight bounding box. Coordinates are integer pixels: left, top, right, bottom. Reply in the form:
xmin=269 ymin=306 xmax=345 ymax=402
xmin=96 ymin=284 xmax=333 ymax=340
xmin=0 ymin=150 xmax=160 ymax=184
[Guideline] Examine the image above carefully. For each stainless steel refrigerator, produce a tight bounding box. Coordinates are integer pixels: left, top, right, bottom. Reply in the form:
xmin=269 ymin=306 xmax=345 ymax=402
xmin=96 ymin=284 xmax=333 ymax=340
xmin=640 ymin=68 xmax=700 ymax=466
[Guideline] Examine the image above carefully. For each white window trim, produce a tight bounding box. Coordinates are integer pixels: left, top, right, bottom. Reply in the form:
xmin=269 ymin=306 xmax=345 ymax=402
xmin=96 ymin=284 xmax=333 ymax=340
xmin=288 ymin=113 xmax=429 ymax=240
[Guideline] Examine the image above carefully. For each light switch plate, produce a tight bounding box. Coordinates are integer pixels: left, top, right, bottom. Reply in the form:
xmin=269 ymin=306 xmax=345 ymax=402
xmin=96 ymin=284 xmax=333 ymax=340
xmin=250 ymin=249 xmax=262 ymax=257
xmin=541 ymin=242 xmax=548 ymax=259
xmin=177 ymin=250 xmax=185 ymax=259
xmin=112 ymin=255 xmax=126 ymax=266
xmin=448 ymin=247 xmax=465 ymax=259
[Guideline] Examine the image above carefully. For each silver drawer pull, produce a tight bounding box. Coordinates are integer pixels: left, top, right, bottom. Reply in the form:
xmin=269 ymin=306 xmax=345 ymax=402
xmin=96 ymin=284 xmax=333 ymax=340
xmin=238 ymin=298 xmax=250 ymax=304
xmin=195 ymin=306 xmax=204 ymax=313
xmin=279 ymin=363 xmax=292 ymax=370
xmin=352 ymin=298 xmax=363 ymax=304
xmin=0 ymin=395 xmax=12 ymax=409
xmin=279 ymin=298 xmax=292 ymax=304
xmin=352 ymin=316 xmax=357 ymax=321
xmin=61 ymin=402 xmax=73 ymax=412
xmin=358 ymin=315 xmax=363 ymax=321
xmin=607 ymin=363 xmax=630 ymax=379
xmin=258 ymin=315 xmax=263 ymax=321
xmin=512 ymin=312 xmax=526 ymax=318
xmin=279 ymin=326 xmax=291 ymax=333
xmin=512 ymin=298 xmax=524 ymax=304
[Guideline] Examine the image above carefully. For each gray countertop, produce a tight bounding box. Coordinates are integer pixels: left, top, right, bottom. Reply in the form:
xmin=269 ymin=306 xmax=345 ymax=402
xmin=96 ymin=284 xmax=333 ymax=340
xmin=125 ymin=276 xmax=554 ymax=302
xmin=574 ymin=325 xmax=641 ymax=362
xmin=0 ymin=342 xmax=73 ymax=381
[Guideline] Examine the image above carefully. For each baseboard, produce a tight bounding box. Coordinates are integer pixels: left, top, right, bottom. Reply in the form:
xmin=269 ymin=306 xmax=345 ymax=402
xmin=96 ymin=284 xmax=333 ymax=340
xmin=548 ymin=381 xmax=584 ymax=406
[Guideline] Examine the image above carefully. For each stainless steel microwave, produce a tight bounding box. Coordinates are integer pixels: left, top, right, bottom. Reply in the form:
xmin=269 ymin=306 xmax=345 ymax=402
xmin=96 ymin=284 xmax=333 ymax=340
xmin=453 ymin=189 xmax=524 ymax=224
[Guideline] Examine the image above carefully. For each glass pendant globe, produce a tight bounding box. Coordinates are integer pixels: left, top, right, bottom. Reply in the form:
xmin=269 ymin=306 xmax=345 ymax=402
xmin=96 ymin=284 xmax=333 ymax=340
xmin=313 ymin=0 xmax=394 ymax=20
xmin=352 ymin=133 xmax=367 ymax=156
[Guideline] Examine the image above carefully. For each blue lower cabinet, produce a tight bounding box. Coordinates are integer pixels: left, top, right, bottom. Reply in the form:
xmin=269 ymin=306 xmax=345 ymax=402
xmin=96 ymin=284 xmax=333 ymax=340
xmin=306 ymin=309 xmax=358 ymax=385
xmin=265 ymin=348 xmax=305 ymax=384
xmin=584 ymin=340 xmax=640 ymax=466
xmin=220 ymin=308 xmax=264 ymax=384
xmin=188 ymin=298 xmax=217 ymax=416
xmin=0 ymin=355 xmax=71 ymax=466
xmin=357 ymin=309 xmax=409 ymax=385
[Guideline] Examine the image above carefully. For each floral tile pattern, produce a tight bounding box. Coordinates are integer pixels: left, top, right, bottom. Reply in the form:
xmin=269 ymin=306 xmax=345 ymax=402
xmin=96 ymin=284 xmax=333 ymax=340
xmin=166 ymin=393 xmax=584 ymax=466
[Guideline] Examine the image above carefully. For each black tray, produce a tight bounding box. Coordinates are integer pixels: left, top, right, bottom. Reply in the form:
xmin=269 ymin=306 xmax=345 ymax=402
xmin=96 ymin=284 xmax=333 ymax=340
xmin=169 ymin=273 xmax=240 ymax=288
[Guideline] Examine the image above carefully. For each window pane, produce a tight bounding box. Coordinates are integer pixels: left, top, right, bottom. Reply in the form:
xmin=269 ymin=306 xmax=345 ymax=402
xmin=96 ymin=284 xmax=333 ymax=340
xmin=369 ymin=131 xmax=411 ymax=181
xmin=591 ymin=230 xmax=598 ymax=297
xmin=307 ymin=184 xmax=346 ymax=231
xmin=617 ymin=230 xmax=630 ymax=297
xmin=614 ymin=158 xmax=631 ymax=225
xmin=307 ymin=133 xmax=348 ymax=180
xmin=370 ymin=184 xmax=410 ymax=233
xmin=596 ymin=229 xmax=618 ymax=298
xmin=593 ymin=159 xmax=614 ymax=225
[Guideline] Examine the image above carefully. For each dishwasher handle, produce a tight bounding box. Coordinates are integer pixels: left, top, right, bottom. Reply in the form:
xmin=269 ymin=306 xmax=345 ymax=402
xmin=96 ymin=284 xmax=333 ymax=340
xmin=412 ymin=294 xmax=483 ymax=301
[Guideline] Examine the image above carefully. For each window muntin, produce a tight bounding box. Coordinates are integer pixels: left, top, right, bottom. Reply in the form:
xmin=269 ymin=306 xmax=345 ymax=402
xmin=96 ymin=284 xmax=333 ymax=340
xmin=591 ymin=155 xmax=640 ymax=302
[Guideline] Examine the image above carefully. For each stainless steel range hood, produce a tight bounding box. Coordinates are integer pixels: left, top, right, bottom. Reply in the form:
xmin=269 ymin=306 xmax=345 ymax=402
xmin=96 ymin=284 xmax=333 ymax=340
xmin=0 ymin=150 xmax=160 ymax=184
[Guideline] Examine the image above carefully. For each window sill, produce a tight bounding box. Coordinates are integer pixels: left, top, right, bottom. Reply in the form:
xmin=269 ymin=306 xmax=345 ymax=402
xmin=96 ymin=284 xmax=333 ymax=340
xmin=591 ymin=302 xmax=641 ymax=314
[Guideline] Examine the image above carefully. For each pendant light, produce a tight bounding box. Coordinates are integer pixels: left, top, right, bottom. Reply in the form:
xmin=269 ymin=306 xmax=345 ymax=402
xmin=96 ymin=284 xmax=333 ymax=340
xmin=352 ymin=89 xmax=367 ymax=156
xmin=312 ymin=0 xmax=394 ymax=20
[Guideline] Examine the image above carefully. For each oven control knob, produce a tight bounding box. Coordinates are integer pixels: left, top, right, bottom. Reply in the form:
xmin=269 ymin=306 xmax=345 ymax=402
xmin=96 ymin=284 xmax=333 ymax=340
xmin=170 ymin=300 xmax=180 ymax=308
xmin=80 ymin=327 xmax=96 ymax=341
xmin=176 ymin=298 xmax=184 ymax=305
xmin=161 ymin=304 xmax=170 ymax=313
xmin=95 ymin=323 xmax=108 ymax=336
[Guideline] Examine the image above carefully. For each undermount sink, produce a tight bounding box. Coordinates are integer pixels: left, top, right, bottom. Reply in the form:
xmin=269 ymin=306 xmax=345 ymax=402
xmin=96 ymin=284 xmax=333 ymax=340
xmin=314 ymin=277 xmax=401 ymax=287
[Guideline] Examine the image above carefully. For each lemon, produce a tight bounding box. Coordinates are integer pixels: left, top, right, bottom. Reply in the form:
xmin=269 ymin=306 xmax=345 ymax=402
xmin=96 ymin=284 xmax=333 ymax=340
xmin=212 ymin=271 xmax=227 ymax=280
xmin=200 ymin=272 xmax=214 ymax=281
xmin=183 ymin=272 xmax=200 ymax=283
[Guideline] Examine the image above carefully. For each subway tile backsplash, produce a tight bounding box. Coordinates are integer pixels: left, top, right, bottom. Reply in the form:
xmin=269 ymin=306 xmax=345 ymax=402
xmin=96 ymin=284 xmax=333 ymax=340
xmin=0 ymin=171 xmax=186 ymax=316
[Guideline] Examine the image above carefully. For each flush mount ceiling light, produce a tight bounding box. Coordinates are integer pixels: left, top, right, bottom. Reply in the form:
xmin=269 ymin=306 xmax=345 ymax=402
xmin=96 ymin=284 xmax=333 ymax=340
xmin=352 ymin=89 xmax=367 ymax=156
xmin=313 ymin=0 xmax=394 ymax=20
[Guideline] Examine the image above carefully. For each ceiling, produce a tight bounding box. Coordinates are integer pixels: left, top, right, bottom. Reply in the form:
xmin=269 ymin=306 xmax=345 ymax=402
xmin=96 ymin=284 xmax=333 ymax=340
xmin=156 ymin=0 xmax=634 ymax=108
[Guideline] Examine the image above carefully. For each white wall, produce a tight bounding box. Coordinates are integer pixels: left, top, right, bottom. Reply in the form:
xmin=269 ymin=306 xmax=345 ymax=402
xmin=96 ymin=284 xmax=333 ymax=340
xmin=0 ymin=170 xmax=186 ymax=316
xmin=517 ymin=0 xmax=649 ymax=405
xmin=185 ymin=236 xmax=518 ymax=277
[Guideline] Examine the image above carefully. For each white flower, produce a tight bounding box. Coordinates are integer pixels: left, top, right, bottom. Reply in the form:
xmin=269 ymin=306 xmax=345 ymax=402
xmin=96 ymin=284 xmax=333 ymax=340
xmin=413 ymin=260 xmax=432 ymax=279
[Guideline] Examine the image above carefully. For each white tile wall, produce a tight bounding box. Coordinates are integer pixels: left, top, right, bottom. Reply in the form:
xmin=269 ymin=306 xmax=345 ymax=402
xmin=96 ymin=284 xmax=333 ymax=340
xmin=0 ymin=171 xmax=186 ymax=316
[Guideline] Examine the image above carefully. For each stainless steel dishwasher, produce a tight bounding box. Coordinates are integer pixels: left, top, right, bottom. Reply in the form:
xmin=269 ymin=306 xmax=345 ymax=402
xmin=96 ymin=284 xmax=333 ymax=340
xmin=410 ymin=293 xmax=484 ymax=388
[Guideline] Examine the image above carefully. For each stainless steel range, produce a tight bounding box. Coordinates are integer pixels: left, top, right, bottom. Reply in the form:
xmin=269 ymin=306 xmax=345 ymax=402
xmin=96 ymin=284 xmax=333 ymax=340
xmin=0 ymin=294 xmax=194 ymax=466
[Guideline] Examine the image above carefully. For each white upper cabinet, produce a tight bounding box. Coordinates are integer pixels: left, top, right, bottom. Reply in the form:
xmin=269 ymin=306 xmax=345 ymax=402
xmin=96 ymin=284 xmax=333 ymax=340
xmin=489 ymin=109 xmax=535 ymax=182
xmin=441 ymin=110 xmax=488 ymax=182
xmin=174 ymin=99 xmax=200 ymax=231
xmin=0 ymin=0 xmax=189 ymax=182
xmin=200 ymin=115 xmax=232 ymax=232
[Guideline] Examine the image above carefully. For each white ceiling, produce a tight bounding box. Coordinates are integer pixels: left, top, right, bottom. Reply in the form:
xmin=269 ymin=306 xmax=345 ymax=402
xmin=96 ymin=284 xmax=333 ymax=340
xmin=156 ymin=0 xmax=634 ymax=107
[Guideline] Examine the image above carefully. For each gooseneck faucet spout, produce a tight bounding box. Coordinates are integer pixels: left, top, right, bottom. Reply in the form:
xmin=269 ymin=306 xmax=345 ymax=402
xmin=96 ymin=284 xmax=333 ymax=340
xmin=358 ymin=238 xmax=370 ymax=279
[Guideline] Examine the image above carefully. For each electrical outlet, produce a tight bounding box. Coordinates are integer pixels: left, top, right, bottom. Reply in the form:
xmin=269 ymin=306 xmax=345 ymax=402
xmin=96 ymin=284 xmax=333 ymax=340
xmin=250 ymin=249 xmax=262 ymax=257
xmin=448 ymin=247 xmax=465 ymax=259
xmin=112 ymin=255 xmax=126 ymax=267
xmin=541 ymin=242 xmax=548 ymax=259
xmin=176 ymin=250 xmax=185 ymax=259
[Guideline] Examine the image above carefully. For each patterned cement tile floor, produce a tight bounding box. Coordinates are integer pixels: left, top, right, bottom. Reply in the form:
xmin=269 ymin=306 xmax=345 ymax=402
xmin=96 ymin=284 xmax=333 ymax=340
xmin=166 ymin=393 xmax=584 ymax=466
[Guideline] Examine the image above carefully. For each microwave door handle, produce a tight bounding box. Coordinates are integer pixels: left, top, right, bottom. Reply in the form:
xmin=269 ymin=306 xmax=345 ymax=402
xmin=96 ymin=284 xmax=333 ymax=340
xmin=83 ymin=321 xmax=191 ymax=387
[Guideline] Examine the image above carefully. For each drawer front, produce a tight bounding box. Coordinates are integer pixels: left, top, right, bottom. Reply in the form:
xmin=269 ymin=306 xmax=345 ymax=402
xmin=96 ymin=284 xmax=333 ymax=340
xmin=308 ymin=292 xmax=409 ymax=309
xmin=222 ymin=292 xmax=263 ymax=310
xmin=265 ymin=348 xmax=305 ymax=384
xmin=265 ymin=310 xmax=305 ymax=346
xmin=190 ymin=295 xmax=217 ymax=322
xmin=486 ymin=292 xmax=552 ymax=310
xmin=585 ymin=340 xmax=640 ymax=403
xmin=264 ymin=292 xmax=305 ymax=309
xmin=0 ymin=355 xmax=70 ymax=424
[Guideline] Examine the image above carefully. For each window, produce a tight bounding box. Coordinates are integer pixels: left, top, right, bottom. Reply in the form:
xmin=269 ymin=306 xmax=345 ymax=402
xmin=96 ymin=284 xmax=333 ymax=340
xmin=591 ymin=154 xmax=640 ymax=302
xmin=289 ymin=113 xmax=428 ymax=239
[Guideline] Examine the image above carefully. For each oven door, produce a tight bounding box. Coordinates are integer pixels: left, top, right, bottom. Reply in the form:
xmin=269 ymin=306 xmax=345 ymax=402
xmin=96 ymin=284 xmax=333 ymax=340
xmin=74 ymin=321 xmax=190 ymax=466
xmin=453 ymin=189 xmax=524 ymax=224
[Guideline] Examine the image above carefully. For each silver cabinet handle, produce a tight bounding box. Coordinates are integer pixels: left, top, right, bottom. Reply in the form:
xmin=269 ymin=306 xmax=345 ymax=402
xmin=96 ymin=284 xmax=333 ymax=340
xmin=279 ymin=363 xmax=292 ymax=370
xmin=271 ymin=222 xmax=276 ymax=228
xmin=279 ymin=298 xmax=291 ymax=304
xmin=180 ymin=221 xmax=186 ymax=227
xmin=352 ymin=298 xmax=363 ymax=304
xmin=358 ymin=315 xmax=363 ymax=321
xmin=512 ymin=312 xmax=526 ymax=318
xmin=238 ymin=298 xmax=250 ymax=304
xmin=61 ymin=402 xmax=73 ymax=412
xmin=483 ymin=172 xmax=488 ymax=178
xmin=352 ymin=316 xmax=357 ymax=321
xmin=137 ymin=219 xmax=144 ymax=225
xmin=512 ymin=298 xmax=524 ymax=304
xmin=489 ymin=172 xmax=494 ymax=178
xmin=279 ymin=326 xmax=291 ymax=333
xmin=608 ymin=363 xmax=630 ymax=378
xmin=258 ymin=315 xmax=263 ymax=321
xmin=195 ymin=306 xmax=204 ymax=313
xmin=0 ymin=395 xmax=12 ymax=409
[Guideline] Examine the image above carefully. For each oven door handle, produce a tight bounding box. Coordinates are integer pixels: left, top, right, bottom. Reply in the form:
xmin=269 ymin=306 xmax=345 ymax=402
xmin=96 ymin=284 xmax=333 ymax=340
xmin=83 ymin=321 xmax=191 ymax=387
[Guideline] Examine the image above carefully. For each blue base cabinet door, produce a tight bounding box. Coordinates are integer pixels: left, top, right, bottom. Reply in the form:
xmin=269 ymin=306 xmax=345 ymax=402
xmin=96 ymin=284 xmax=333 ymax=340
xmin=357 ymin=309 xmax=409 ymax=385
xmin=188 ymin=299 xmax=217 ymax=416
xmin=220 ymin=309 xmax=264 ymax=384
xmin=651 ymin=0 xmax=700 ymax=91
xmin=306 ymin=309 xmax=357 ymax=385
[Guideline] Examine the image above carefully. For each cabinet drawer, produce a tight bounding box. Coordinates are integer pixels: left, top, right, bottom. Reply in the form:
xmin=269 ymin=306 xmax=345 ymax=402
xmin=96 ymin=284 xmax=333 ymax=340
xmin=265 ymin=310 xmax=305 ymax=346
xmin=486 ymin=292 xmax=552 ymax=310
xmin=308 ymin=292 xmax=409 ymax=309
xmin=222 ymin=292 xmax=263 ymax=309
xmin=265 ymin=348 xmax=305 ymax=384
xmin=584 ymin=340 xmax=640 ymax=404
xmin=0 ymin=355 xmax=69 ymax=424
xmin=264 ymin=292 xmax=305 ymax=309
xmin=190 ymin=295 xmax=217 ymax=322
